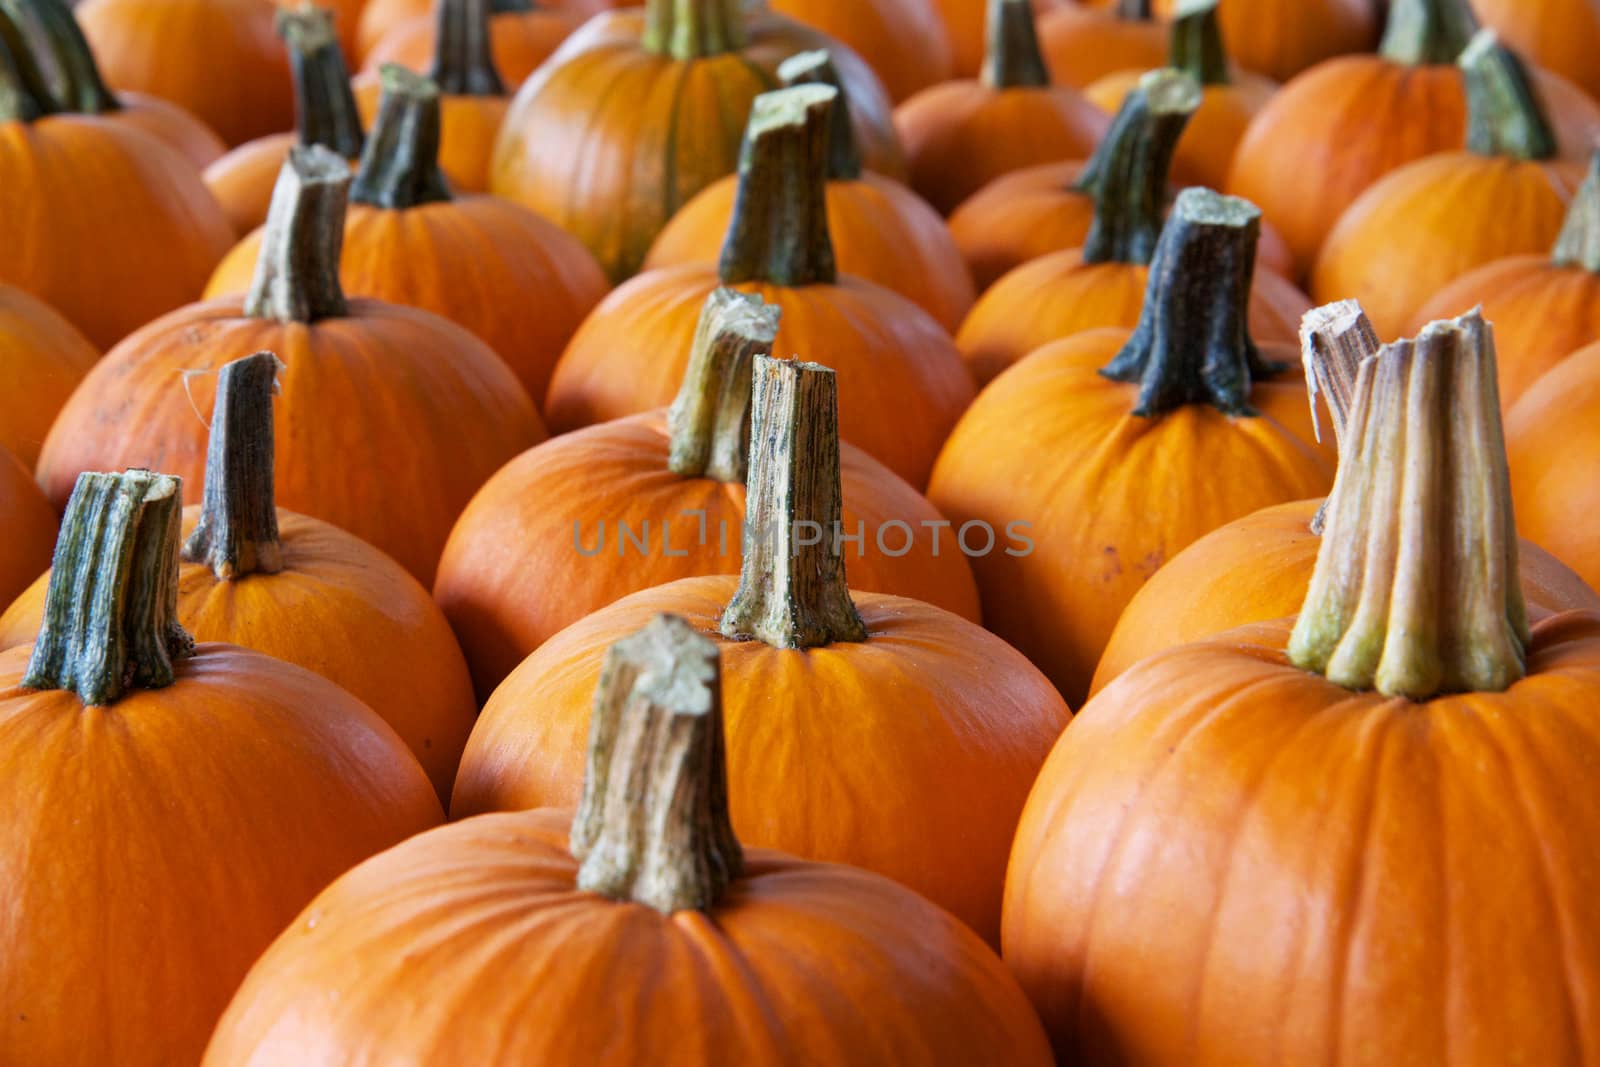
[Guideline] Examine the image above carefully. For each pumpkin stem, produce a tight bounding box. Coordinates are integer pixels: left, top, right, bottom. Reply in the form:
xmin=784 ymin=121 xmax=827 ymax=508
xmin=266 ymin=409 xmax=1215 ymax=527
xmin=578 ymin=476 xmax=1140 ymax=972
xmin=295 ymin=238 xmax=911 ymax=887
xmin=667 ymin=288 xmax=782 ymax=483
xmin=23 ymin=471 xmax=195 ymax=706
xmin=492 ymin=0 xmax=533 ymax=10
xmin=1289 ymin=310 xmax=1529 ymax=699
xmin=983 ymin=0 xmax=1050 ymax=90
xmin=244 ymin=145 xmax=351 ymax=324
xmin=1378 ymin=0 xmax=1478 ymax=66
xmin=719 ymin=85 xmax=838 ymax=288
xmin=1551 ymin=151 xmax=1600 ymax=272
xmin=431 ymin=0 xmax=503 ymax=96
xmin=1170 ymin=0 xmax=1229 ymax=86
xmin=8 ymin=0 xmax=121 ymax=113
xmin=1076 ymin=69 xmax=1199 ymax=266
xmin=278 ymin=6 xmax=365 ymax=159
xmin=351 ymin=65 xmax=452 ymax=208
xmin=0 ymin=7 xmax=57 ymax=122
xmin=1100 ymin=188 xmax=1281 ymax=415
xmin=1299 ymin=300 xmax=1381 ymax=534
xmin=643 ymin=0 xmax=745 ymax=60
xmin=720 ymin=356 xmax=867 ymax=649
xmin=181 ymin=352 xmax=286 ymax=580
xmin=1117 ymin=0 xmax=1153 ymax=19
xmin=570 ymin=613 xmax=743 ymax=914
xmin=1460 ymin=29 xmax=1556 ymax=160
xmin=779 ymin=50 xmax=862 ymax=182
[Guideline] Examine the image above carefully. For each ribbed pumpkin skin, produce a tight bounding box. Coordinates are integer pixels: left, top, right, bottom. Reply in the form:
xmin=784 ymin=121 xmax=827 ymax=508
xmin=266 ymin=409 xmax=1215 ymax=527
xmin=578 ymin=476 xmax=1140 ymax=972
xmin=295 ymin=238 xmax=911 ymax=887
xmin=0 ymin=117 xmax=235 ymax=349
xmin=1508 ymin=343 xmax=1600 ymax=596
xmin=433 ymin=410 xmax=983 ymax=699
xmin=201 ymin=810 xmax=1055 ymax=1067
xmin=643 ymin=172 xmax=975 ymax=332
xmin=770 ymin=0 xmax=953 ymax=102
xmin=489 ymin=8 xmax=904 ymax=280
xmin=361 ymin=9 xmax=580 ymax=85
xmin=203 ymin=133 xmax=307 ymax=237
xmin=1474 ymin=0 xmax=1600 ymax=102
xmin=1312 ymin=155 xmax=1585 ymax=339
xmin=928 ymin=328 xmax=1333 ymax=704
xmin=1036 ymin=6 xmax=1166 ymax=90
xmin=1004 ymin=612 xmax=1600 ymax=1065
xmin=1184 ymin=0 xmax=1377 ymax=82
xmin=0 ymin=286 xmax=99 ymax=469
xmin=355 ymin=0 xmax=616 ymax=59
xmin=109 ymin=93 xmax=228 ymax=170
xmin=205 ymin=199 xmax=610 ymax=406
xmin=545 ymin=266 xmax=975 ymax=489
xmin=1091 ymin=498 xmax=1600 ymax=697
xmin=353 ymin=76 xmax=508 ymax=193
xmin=35 ymin=298 xmax=545 ymax=585
xmin=453 ymin=577 xmax=1069 ymax=945
xmin=77 ymin=0 xmax=293 ymax=146
xmin=0 ymin=449 xmax=56 ymax=610
xmin=0 ymin=643 xmax=442 ymax=1067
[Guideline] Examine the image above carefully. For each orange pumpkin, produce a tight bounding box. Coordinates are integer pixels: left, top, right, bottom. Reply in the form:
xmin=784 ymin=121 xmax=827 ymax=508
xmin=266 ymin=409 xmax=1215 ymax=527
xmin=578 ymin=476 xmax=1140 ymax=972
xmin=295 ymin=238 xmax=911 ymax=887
xmin=933 ymin=0 xmax=1065 ymax=77
xmin=0 ymin=446 xmax=55 ymax=608
xmin=0 ymin=285 xmax=98 ymax=469
xmin=547 ymin=85 xmax=973 ymax=489
xmin=1036 ymin=0 xmax=1165 ymax=89
xmin=768 ymin=0 xmax=954 ymax=102
xmin=359 ymin=0 xmax=578 ymax=85
xmin=207 ymin=66 xmax=608 ymax=409
xmin=644 ymin=50 xmax=974 ymax=332
xmin=1473 ymin=0 xmax=1600 ymax=102
xmin=931 ymin=189 xmax=1334 ymax=705
xmin=0 ymin=469 xmax=441 ymax=1067
xmin=489 ymin=0 xmax=904 ymax=280
xmin=36 ymin=146 xmax=544 ymax=585
xmin=356 ymin=0 xmax=614 ymax=61
xmin=436 ymin=287 xmax=981 ymax=700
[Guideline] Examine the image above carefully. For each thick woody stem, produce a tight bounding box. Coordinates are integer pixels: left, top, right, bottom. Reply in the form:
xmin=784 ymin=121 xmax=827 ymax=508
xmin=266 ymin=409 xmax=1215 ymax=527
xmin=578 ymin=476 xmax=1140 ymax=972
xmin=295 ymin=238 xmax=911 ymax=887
xmin=0 ymin=7 xmax=56 ymax=122
xmin=431 ymin=0 xmax=504 ymax=96
xmin=982 ymin=0 xmax=1050 ymax=90
xmin=1379 ymin=0 xmax=1478 ymax=66
xmin=778 ymin=49 xmax=861 ymax=182
xmin=351 ymin=66 xmax=452 ymax=208
xmin=1170 ymin=0 xmax=1230 ymax=86
xmin=570 ymin=614 xmax=743 ymax=914
xmin=1460 ymin=30 xmax=1557 ymax=161
xmin=1289 ymin=310 xmax=1529 ymax=699
xmin=667 ymin=288 xmax=782 ymax=483
xmin=1300 ymin=300 xmax=1382 ymax=534
xmin=278 ymin=6 xmax=365 ymax=158
xmin=1118 ymin=0 xmax=1153 ymax=17
xmin=642 ymin=0 xmax=745 ymax=60
xmin=244 ymin=145 xmax=351 ymax=323
xmin=23 ymin=471 xmax=195 ymax=706
xmin=1552 ymin=151 xmax=1600 ymax=272
xmin=8 ymin=0 xmax=120 ymax=113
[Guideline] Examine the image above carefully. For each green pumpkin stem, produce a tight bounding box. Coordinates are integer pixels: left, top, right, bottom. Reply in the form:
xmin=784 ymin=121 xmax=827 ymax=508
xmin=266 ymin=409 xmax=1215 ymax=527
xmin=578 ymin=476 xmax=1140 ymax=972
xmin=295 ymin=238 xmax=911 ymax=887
xmin=352 ymin=66 xmax=453 ymax=208
xmin=278 ymin=6 xmax=365 ymax=159
xmin=643 ymin=0 xmax=746 ymax=60
xmin=983 ymin=0 xmax=1050 ymax=90
xmin=1299 ymin=300 xmax=1382 ymax=534
xmin=779 ymin=50 xmax=862 ymax=182
xmin=23 ymin=471 xmax=195 ymax=706
xmin=1170 ymin=0 xmax=1230 ymax=86
xmin=1461 ymin=30 xmax=1558 ymax=160
xmin=0 ymin=7 xmax=57 ymax=122
xmin=1100 ymin=188 xmax=1282 ymax=415
xmin=570 ymin=613 xmax=743 ymax=914
xmin=245 ymin=145 xmax=351 ymax=323
xmin=1551 ymin=151 xmax=1600 ymax=271
xmin=7 ymin=0 xmax=122 ymax=113
xmin=1379 ymin=0 xmax=1478 ymax=66
xmin=719 ymin=85 xmax=838 ymax=288
xmin=491 ymin=0 xmax=533 ymax=11
xmin=431 ymin=0 xmax=504 ymax=96
xmin=1118 ymin=0 xmax=1153 ymax=19
xmin=667 ymin=288 xmax=782 ymax=483
xmin=1289 ymin=310 xmax=1529 ymax=699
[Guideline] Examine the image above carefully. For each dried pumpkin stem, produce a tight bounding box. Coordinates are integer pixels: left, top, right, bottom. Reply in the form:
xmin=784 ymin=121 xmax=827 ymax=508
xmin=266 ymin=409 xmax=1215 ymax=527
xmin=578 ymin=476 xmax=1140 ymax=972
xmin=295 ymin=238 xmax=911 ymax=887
xmin=1300 ymin=300 xmax=1381 ymax=534
xmin=667 ymin=288 xmax=782 ymax=483
xmin=1117 ymin=0 xmax=1153 ymax=19
xmin=0 ymin=7 xmax=56 ymax=122
xmin=643 ymin=0 xmax=745 ymax=60
xmin=1289 ymin=311 xmax=1529 ymax=699
xmin=1170 ymin=0 xmax=1229 ymax=86
xmin=570 ymin=613 xmax=742 ymax=914
xmin=1100 ymin=187 xmax=1281 ymax=414
xmin=431 ymin=0 xmax=503 ymax=96
xmin=492 ymin=0 xmax=534 ymax=10
xmin=1077 ymin=69 xmax=1200 ymax=266
xmin=779 ymin=50 xmax=861 ymax=182
xmin=719 ymin=85 xmax=838 ymax=288
xmin=23 ymin=471 xmax=195 ymax=706
xmin=983 ymin=0 xmax=1050 ymax=90
xmin=1551 ymin=151 xmax=1600 ymax=272
xmin=182 ymin=352 xmax=285 ymax=580
xmin=1379 ymin=0 xmax=1478 ymax=66
xmin=245 ymin=145 xmax=351 ymax=323
xmin=352 ymin=66 xmax=452 ymax=208
xmin=6 ymin=0 xmax=121 ymax=113
xmin=1460 ymin=30 xmax=1556 ymax=161
xmin=278 ymin=6 xmax=365 ymax=159
xmin=720 ymin=356 xmax=866 ymax=649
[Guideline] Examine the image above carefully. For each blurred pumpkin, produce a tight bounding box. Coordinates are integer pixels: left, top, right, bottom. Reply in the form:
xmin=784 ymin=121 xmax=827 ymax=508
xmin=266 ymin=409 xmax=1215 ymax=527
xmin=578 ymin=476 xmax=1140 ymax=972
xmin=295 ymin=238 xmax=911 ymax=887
xmin=1036 ymin=0 xmax=1165 ymax=89
xmin=768 ymin=0 xmax=954 ymax=102
xmin=1472 ymin=0 xmax=1600 ymax=102
xmin=0 ymin=285 xmax=98 ymax=469
xmin=356 ymin=0 xmax=614 ymax=60
xmin=0 ymin=446 xmax=55 ymax=608
xmin=359 ymin=0 xmax=578 ymax=85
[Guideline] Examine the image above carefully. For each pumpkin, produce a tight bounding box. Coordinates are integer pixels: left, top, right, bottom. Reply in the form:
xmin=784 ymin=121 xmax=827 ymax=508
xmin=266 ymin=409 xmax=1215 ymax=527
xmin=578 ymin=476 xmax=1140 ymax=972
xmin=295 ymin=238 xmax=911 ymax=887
xmin=359 ymin=0 xmax=578 ymax=86
xmin=203 ymin=613 xmax=1054 ymax=1066
xmin=36 ymin=145 xmax=544 ymax=585
xmin=76 ymin=0 xmax=293 ymax=145
xmin=356 ymin=0 xmax=615 ymax=60
xmin=934 ymin=0 xmax=1065 ymax=77
xmin=1003 ymin=309 xmax=1600 ymax=1065
xmin=1036 ymin=0 xmax=1165 ymax=89
xmin=644 ymin=50 xmax=974 ymax=332
xmin=767 ymin=0 xmax=954 ymax=102
xmin=489 ymin=0 xmax=904 ymax=280
xmin=1312 ymin=31 xmax=1589 ymax=338
xmin=206 ymin=66 xmax=607 ymax=409
xmin=546 ymin=85 xmax=973 ymax=489
xmin=930 ymin=189 xmax=1334 ymax=705
xmin=455 ymin=355 xmax=1069 ymax=945
xmin=1473 ymin=0 xmax=1600 ymax=102
xmin=0 ymin=469 xmax=441 ymax=1067
xmin=0 ymin=285 xmax=98 ymax=470
xmin=435 ymin=287 xmax=982 ymax=700
xmin=895 ymin=0 xmax=1110 ymax=215
xmin=203 ymin=7 xmax=366 ymax=237
xmin=272 ymin=0 xmax=368 ymax=56
xmin=0 ymin=446 xmax=55 ymax=608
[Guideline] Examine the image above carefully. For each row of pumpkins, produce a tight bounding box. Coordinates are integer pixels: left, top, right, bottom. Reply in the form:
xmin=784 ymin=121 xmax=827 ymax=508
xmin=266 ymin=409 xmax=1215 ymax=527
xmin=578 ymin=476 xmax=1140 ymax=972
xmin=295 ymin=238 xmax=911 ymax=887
xmin=4 ymin=0 xmax=1600 ymax=1062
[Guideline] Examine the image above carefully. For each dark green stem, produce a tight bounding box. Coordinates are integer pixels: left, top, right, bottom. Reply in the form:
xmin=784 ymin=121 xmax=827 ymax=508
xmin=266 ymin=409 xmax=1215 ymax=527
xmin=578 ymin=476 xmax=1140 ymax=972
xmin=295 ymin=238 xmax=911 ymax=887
xmin=0 ymin=7 xmax=57 ymax=123
xmin=23 ymin=471 xmax=195 ymax=706
xmin=1460 ymin=30 xmax=1557 ymax=160
xmin=778 ymin=50 xmax=861 ymax=182
xmin=1379 ymin=0 xmax=1478 ymax=65
xmin=643 ymin=0 xmax=745 ymax=60
xmin=1553 ymin=151 xmax=1600 ymax=272
xmin=667 ymin=288 xmax=781 ymax=483
xmin=352 ymin=65 xmax=452 ymax=208
xmin=278 ymin=7 xmax=364 ymax=159
xmin=1118 ymin=0 xmax=1153 ymax=18
xmin=491 ymin=0 xmax=534 ymax=10
xmin=5 ymin=0 xmax=119 ymax=113
xmin=982 ymin=0 xmax=1050 ymax=90
xmin=431 ymin=0 xmax=503 ymax=97
xmin=245 ymin=145 xmax=351 ymax=323
xmin=1170 ymin=0 xmax=1229 ymax=86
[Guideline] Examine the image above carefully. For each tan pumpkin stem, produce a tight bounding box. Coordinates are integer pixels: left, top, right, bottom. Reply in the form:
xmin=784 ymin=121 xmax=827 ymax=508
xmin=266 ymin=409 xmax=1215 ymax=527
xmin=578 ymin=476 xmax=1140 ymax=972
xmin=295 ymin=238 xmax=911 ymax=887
xmin=1379 ymin=0 xmax=1478 ymax=66
xmin=352 ymin=66 xmax=452 ymax=209
xmin=1461 ymin=30 xmax=1556 ymax=161
xmin=1552 ymin=151 xmax=1600 ymax=272
xmin=245 ymin=145 xmax=351 ymax=324
xmin=1300 ymin=300 xmax=1381 ymax=534
xmin=570 ymin=613 xmax=743 ymax=914
xmin=643 ymin=0 xmax=745 ymax=60
xmin=431 ymin=0 xmax=503 ymax=96
xmin=983 ymin=0 xmax=1050 ymax=90
xmin=23 ymin=471 xmax=195 ymax=706
xmin=779 ymin=50 xmax=862 ymax=182
xmin=182 ymin=352 xmax=286 ymax=580
xmin=719 ymin=85 xmax=838 ymax=288
xmin=278 ymin=6 xmax=365 ymax=159
xmin=720 ymin=356 xmax=867 ymax=649
xmin=0 ymin=7 xmax=56 ymax=122
xmin=1170 ymin=0 xmax=1229 ymax=86
xmin=1077 ymin=69 xmax=1200 ymax=266
xmin=1289 ymin=310 xmax=1529 ymax=699
xmin=6 ymin=0 xmax=121 ymax=114
xmin=667 ymin=288 xmax=782 ymax=483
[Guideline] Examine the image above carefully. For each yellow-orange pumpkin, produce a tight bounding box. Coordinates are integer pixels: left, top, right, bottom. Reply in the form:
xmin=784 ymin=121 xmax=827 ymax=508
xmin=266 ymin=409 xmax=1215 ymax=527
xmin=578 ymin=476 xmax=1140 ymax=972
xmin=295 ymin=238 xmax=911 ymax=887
xmin=1036 ymin=0 xmax=1165 ymax=89
xmin=0 ymin=285 xmax=99 ymax=470
xmin=0 ymin=446 xmax=55 ymax=608
xmin=360 ymin=0 xmax=578 ymax=85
